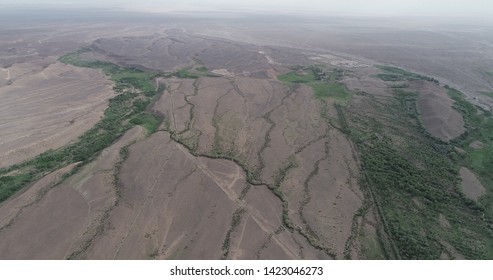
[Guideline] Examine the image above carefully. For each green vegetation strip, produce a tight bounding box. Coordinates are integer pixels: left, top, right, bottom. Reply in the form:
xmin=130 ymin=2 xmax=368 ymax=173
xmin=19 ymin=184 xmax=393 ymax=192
xmin=447 ymin=86 xmax=493 ymax=219
xmin=375 ymin=65 xmax=439 ymax=83
xmin=173 ymin=67 xmax=218 ymax=79
xmin=222 ymin=208 xmax=246 ymax=259
xmin=343 ymin=83 xmax=493 ymax=259
xmin=0 ymin=48 xmax=162 ymax=202
xmin=280 ymin=64 xmax=493 ymax=259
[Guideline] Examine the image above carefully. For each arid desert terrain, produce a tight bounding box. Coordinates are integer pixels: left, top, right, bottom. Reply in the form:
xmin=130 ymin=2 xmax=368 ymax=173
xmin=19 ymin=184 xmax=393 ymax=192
xmin=1 ymin=10 xmax=493 ymax=259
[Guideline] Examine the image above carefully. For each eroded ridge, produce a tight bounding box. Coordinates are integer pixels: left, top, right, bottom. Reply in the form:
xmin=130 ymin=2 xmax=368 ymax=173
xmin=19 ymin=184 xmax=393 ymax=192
xmin=152 ymin=68 xmax=366 ymax=259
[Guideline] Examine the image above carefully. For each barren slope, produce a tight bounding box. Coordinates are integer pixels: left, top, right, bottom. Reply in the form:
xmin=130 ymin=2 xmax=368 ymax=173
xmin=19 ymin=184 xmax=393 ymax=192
xmin=0 ymin=62 xmax=114 ymax=168
xmin=154 ymin=69 xmax=366 ymax=259
xmin=0 ymin=126 xmax=145 ymax=259
xmin=79 ymin=131 xmax=328 ymax=259
xmin=4 ymin=24 xmax=489 ymax=259
xmin=460 ymin=167 xmax=486 ymax=201
xmin=412 ymin=80 xmax=465 ymax=141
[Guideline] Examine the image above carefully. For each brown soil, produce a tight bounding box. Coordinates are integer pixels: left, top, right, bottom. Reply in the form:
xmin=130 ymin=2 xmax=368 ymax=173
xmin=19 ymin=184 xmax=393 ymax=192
xmin=438 ymin=213 xmax=451 ymax=229
xmin=159 ymin=73 xmax=364 ymax=259
xmin=469 ymin=140 xmax=484 ymax=149
xmin=343 ymin=67 xmax=393 ymax=97
xmin=0 ymin=162 xmax=80 ymax=230
xmin=302 ymin=129 xmax=363 ymax=259
xmin=459 ymin=167 xmax=486 ymax=201
xmin=0 ymin=126 xmax=145 ymax=259
xmin=0 ymin=62 xmax=114 ymax=168
xmin=0 ymin=27 xmax=387 ymax=259
xmin=412 ymin=80 xmax=465 ymax=141
xmin=76 ymin=131 xmax=328 ymax=259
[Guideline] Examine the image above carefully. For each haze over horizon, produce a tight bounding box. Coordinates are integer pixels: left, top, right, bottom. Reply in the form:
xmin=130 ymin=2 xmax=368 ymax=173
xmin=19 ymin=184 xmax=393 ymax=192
xmin=2 ymin=0 xmax=493 ymax=18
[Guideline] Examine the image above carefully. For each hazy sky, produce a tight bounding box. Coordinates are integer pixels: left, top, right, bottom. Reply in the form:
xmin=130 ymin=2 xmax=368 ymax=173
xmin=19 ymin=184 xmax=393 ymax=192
xmin=3 ymin=0 xmax=493 ymax=18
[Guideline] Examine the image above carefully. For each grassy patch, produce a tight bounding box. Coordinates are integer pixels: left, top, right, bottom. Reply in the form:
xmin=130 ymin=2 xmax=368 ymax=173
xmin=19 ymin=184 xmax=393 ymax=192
xmin=375 ymin=73 xmax=408 ymax=82
xmin=390 ymin=83 xmax=410 ymax=89
xmin=175 ymin=68 xmax=199 ymax=79
xmin=375 ymin=65 xmax=438 ymax=83
xmin=327 ymin=68 xmax=344 ymax=82
xmin=278 ymin=69 xmax=317 ymax=83
xmin=446 ymin=87 xmax=493 ymax=218
xmin=360 ymin=235 xmax=386 ymax=260
xmin=447 ymin=87 xmax=493 ymax=157
xmin=0 ymin=49 xmax=162 ymax=203
xmin=0 ymin=174 xmax=33 ymax=202
xmin=278 ymin=66 xmax=352 ymax=103
xmin=112 ymin=71 xmax=157 ymax=93
xmin=312 ymin=82 xmax=352 ymax=102
xmin=130 ymin=113 xmax=162 ymax=134
xmin=173 ymin=67 xmax=218 ymax=79
xmin=196 ymin=66 xmax=208 ymax=72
